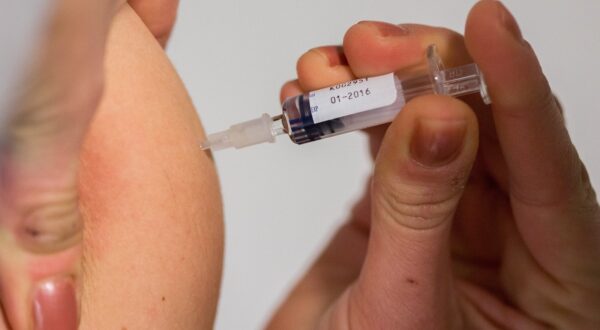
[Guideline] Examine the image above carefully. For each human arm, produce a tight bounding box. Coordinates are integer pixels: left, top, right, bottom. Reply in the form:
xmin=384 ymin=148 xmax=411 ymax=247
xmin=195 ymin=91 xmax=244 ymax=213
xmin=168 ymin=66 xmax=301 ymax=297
xmin=0 ymin=2 xmax=223 ymax=329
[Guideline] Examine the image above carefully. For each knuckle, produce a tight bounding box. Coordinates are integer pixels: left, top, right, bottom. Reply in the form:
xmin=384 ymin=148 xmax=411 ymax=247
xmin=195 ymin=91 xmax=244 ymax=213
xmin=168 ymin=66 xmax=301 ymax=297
xmin=576 ymin=163 xmax=600 ymax=215
xmin=296 ymin=49 xmax=328 ymax=86
xmin=554 ymin=94 xmax=564 ymax=117
xmin=15 ymin=187 xmax=82 ymax=253
xmin=8 ymin=74 xmax=103 ymax=149
xmin=371 ymin=170 xmax=466 ymax=230
xmin=296 ymin=48 xmax=318 ymax=70
xmin=529 ymin=75 xmax=559 ymax=115
xmin=9 ymin=103 xmax=69 ymax=147
xmin=538 ymin=84 xmax=560 ymax=115
xmin=509 ymin=154 xmax=600 ymax=216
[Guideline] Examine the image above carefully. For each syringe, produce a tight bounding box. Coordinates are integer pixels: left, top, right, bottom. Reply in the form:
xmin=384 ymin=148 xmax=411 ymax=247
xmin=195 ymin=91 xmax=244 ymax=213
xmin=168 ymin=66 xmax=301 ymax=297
xmin=201 ymin=45 xmax=490 ymax=151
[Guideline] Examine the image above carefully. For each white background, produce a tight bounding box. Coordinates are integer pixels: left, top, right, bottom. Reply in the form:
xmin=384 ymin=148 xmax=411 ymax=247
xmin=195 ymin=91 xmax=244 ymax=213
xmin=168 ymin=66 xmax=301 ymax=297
xmin=166 ymin=1 xmax=600 ymax=329
xmin=0 ymin=1 xmax=597 ymax=329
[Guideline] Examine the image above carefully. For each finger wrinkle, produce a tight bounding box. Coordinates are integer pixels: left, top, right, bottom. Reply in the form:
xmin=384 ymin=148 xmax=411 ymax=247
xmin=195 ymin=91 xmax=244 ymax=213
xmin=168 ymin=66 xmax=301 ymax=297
xmin=343 ymin=35 xmax=424 ymax=76
xmin=372 ymin=176 xmax=462 ymax=232
xmin=17 ymin=191 xmax=82 ymax=254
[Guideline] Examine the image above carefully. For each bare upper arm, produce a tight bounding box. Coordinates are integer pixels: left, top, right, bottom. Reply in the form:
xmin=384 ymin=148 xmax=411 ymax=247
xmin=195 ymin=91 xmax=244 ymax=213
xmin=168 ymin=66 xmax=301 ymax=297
xmin=78 ymin=5 xmax=223 ymax=329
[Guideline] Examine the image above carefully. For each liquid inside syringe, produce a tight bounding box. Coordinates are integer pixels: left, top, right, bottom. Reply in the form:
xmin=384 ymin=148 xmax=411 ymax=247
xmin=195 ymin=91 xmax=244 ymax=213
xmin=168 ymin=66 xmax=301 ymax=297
xmin=201 ymin=45 xmax=490 ymax=151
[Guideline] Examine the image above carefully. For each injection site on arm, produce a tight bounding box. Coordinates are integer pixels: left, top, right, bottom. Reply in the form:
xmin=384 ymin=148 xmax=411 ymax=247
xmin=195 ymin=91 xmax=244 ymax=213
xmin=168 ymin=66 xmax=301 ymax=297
xmin=201 ymin=45 xmax=490 ymax=151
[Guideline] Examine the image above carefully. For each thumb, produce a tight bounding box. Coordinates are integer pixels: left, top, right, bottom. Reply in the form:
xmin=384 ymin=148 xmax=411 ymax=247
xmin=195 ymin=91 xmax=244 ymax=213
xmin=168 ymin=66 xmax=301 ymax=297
xmin=340 ymin=95 xmax=478 ymax=328
xmin=0 ymin=1 xmax=115 ymax=329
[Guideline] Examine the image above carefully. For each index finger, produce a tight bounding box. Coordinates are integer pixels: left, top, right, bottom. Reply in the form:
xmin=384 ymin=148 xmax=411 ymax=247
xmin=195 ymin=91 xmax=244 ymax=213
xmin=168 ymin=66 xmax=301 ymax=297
xmin=465 ymin=0 xmax=600 ymax=278
xmin=128 ymin=0 xmax=179 ymax=47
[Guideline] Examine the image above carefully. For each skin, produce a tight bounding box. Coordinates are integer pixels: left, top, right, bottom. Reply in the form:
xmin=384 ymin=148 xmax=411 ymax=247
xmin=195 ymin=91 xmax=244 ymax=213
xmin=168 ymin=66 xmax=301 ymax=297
xmin=1 ymin=0 xmax=599 ymax=329
xmin=269 ymin=1 xmax=600 ymax=329
xmin=78 ymin=6 xmax=223 ymax=329
xmin=0 ymin=1 xmax=222 ymax=329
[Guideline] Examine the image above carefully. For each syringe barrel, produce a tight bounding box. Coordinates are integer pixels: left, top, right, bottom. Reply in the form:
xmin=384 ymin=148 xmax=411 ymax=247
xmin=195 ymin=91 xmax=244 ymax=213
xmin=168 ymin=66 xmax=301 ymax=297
xmin=202 ymin=45 xmax=489 ymax=151
xmin=280 ymin=45 xmax=489 ymax=145
xmin=281 ymin=76 xmax=409 ymax=144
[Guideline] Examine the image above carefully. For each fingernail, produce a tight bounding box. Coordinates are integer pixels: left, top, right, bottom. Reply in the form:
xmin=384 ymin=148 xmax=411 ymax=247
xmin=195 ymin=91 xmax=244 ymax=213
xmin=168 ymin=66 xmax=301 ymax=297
xmin=309 ymin=47 xmax=348 ymax=67
xmin=33 ymin=278 xmax=78 ymax=330
xmin=359 ymin=21 xmax=409 ymax=38
xmin=410 ymin=119 xmax=467 ymax=167
xmin=495 ymin=1 xmax=523 ymax=41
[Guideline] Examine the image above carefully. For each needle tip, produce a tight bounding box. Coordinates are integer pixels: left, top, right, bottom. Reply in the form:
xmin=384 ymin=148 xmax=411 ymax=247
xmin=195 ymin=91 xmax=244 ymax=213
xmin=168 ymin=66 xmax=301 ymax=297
xmin=200 ymin=141 xmax=211 ymax=151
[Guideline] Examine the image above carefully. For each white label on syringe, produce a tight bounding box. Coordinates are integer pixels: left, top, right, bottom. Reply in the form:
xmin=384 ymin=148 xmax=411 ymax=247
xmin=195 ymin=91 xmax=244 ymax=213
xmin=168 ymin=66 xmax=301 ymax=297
xmin=308 ymin=73 xmax=398 ymax=124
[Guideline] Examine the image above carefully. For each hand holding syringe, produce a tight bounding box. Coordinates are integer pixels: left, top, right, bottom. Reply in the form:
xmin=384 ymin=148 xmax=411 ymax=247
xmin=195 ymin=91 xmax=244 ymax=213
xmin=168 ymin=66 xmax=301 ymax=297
xmin=265 ymin=7 xmax=600 ymax=329
xmin=201 ymin=44 xmax=490 ymax=151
